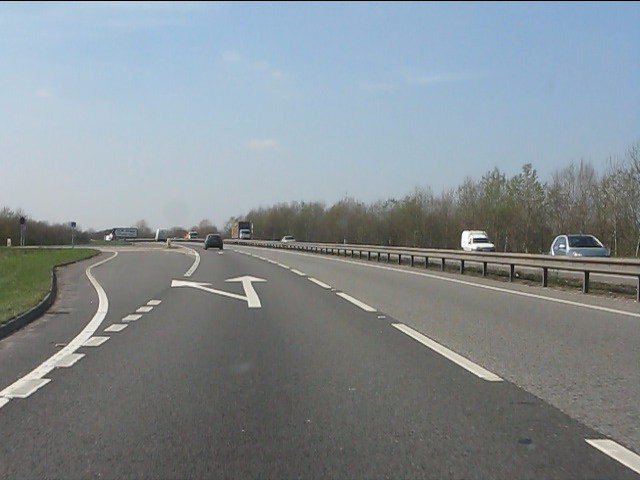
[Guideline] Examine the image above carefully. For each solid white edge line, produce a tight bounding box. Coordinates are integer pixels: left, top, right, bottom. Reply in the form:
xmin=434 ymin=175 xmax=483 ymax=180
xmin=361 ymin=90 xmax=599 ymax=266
xmin=336 ymin=292 xmax=377 ymax=312
xmin=308 ymin=277 xmax=332 ymax=289
xmin=0 ymin=251 xmax=117 ymax=399
xmin=234 ymin=247 xmax=640 ymax=319
xmin=392 ymin=323 xmax=503 ymax=382
xmin=586 ymin=439 xmax=640 ymax=475
xmin=179 ymin=245 xmax=200 ymax=277
xmin=0 ymin=398 xmax=9 ymax=409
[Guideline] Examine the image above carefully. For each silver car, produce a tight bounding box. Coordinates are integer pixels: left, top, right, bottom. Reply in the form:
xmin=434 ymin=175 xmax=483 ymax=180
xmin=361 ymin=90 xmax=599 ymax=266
xmin=550 ymin=234 xmax=609 ymax=257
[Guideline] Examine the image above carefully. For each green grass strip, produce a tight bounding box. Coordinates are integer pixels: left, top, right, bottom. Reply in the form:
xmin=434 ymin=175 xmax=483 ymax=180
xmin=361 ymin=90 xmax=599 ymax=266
xmin=0 ymin=247 xmax=98 ymax=325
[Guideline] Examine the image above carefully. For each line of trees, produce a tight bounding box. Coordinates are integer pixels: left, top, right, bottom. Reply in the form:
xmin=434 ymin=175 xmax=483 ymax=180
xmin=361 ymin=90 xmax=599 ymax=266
xmin=231 ymin=142 xmax=640 ymax=256
xmin=0 ymin=213 xmax=222 ymax=246
xmin=0 ymin=208 xmax=92 ymax=246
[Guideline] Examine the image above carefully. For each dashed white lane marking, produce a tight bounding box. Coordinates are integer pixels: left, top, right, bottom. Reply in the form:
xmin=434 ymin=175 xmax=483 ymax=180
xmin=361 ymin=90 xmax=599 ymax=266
xmin=0 ymin=251 xmax=117 ymax=403
xmin=82 ymin=336 xmax=109 ymax=347
xmin=54 ymin=353 xmax=84 ymax=368
xmin=336 ymin=292 xmax=376 ymax=312
xmin=122 ymin=314 xmax=142 ymax=322
xmin=290 ymin=269 xmax=306 ymax=276
xmin=136 ymin=306 xmax=153 ymax=313
xmin=104 ymin=324 xmax=128 ymax=333
xmin=236 ymin=247 xmax=640 ymax=319
xmin=392 ymin=323 xmax=503 ymax=382
xmin=309 ymin=278 xmax=332 ymax=289
xmin=277 ymin=263 xmax=290 ymax=269
xmin=2 ymin=378 xmax=51 ymax=399
xmin=266 ymin=259 xmax=278 ymax=264
xmin=147 ymin=300 xmax=162 ymax=306
xmin=218 ymin=251 xmax=224 ymax=255
xmin=586 ymin=439 xmax=640 ymax=475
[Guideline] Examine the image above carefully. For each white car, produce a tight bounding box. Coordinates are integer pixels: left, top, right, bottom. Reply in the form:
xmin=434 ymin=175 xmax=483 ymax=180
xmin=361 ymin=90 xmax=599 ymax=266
xmin=280 ymin=235 xmax=295 ymax=243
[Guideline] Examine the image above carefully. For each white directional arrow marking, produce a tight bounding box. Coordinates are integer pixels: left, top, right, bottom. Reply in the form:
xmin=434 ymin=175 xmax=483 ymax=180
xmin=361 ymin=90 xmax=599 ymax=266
xmin=226 ymin=276 xmax=266 ymax=308
xmin=171 ymin=276 xmax=266 ymax=309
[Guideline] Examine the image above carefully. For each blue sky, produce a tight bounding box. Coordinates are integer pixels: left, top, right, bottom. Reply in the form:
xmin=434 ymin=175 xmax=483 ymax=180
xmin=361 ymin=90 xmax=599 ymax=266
xmin=1 ymin=2 xmax=638 ymax=231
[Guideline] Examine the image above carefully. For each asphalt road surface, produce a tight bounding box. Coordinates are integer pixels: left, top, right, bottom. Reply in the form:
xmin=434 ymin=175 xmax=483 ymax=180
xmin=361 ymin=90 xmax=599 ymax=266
xmin=0 ymin=243 xmax=638 ymax=479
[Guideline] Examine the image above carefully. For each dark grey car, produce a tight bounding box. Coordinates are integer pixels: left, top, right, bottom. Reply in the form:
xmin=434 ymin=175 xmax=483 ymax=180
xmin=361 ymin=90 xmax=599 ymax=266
xmin=204 ymin=234 xmax=223 ymax=250
xmin=550 ymin=234 xmax=609 ymax=257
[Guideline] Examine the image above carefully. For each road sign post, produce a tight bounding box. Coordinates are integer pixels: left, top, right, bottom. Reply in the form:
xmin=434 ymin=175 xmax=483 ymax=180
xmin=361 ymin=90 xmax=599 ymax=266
xmin=19 ymin=217 xmax=25 ymax=246
xmin=71 ymin=221 xmax=76 ymax=248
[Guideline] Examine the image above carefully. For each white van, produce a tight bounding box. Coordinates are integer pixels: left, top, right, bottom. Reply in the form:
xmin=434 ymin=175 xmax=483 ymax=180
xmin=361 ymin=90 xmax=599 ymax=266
xmin=155 ymin=229 xmax=168 ymax=242
xmin=461 ymin=230 xmax=496 ymax=252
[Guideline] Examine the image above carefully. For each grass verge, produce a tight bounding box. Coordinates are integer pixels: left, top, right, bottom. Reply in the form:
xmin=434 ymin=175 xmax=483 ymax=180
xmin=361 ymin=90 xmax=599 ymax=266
xmin=0 ymin=247 xmax=98 ymax=325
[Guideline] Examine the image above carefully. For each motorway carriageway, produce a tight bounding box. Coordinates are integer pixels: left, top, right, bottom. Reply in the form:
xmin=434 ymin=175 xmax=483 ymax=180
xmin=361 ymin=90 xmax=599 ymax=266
xmin=0 ymin=242 xmax=638 ymax=478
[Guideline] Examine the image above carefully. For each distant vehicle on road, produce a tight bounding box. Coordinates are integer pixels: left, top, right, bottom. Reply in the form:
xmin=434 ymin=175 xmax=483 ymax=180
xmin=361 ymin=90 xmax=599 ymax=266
xmin=204 ymin=233 xmax=223 ymax=250
xmin=187 ymin=231 xmax=199 ymax=240
xmin=550 ymin=234 xmax=609 ymax=257
xmin=281 ymin=235 xmax=296 ymax=243
xmin=232 ymin=221 xmax=252 ymax=239
xmin=461 ymin=230 xmax=496 ymax=252
xmin=104 ymin=227 xmax=138 ymax=241
xmin=155 ymin=229 xmax=168 ymax=242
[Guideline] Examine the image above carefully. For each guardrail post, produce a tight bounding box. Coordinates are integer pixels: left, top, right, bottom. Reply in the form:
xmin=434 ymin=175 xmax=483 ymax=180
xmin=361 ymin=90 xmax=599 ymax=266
xmin=583 ymin=271 xmax=590 ymax=294
xmin=509 ymin=264 xmax=515 ymax=282
xmin=377 ymin=252 xmax=380 ymax=262
xmin=368 ymin=251 xmax=371 ymax=261
xmin=425 ymin=257 xmax=429 ymax=269
xmin=410 ymin=255 xmax=414 ymax=267
xmin=482 ymin=262 xmax=487 ymax=277
xmin=441 ymin=258 xmax=445 ymax=271
xmin=542 ymin=267 xmax=548 ymax=287
xmin=637 ymin=276 xmax=640 ymax=302
xmin=398 ymin=254 xmax=401 ymax=265
xmin=460 ymin=260 xmax=465 ymax=274
xmin=387 ymin=253 xmax=390 ymax=263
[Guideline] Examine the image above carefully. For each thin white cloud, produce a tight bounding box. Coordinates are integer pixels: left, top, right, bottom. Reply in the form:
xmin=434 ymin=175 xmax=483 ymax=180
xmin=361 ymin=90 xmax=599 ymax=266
xmin=35 ymin=89 xmax=51 ymax=98
xmin=97 ymin=1 xmax=203 ymax=12
xmin=361 ymin=82 xmax=396 ymax=93
xmin=247 ymin=139 xmax=278 ymax=152
xmin=406 ymin=72 xmax=487 ymax=86
xmin=361 ymin=71 xmax=486 ymax=93
xmin=223 ymin=51 xmax=287 ymax=81
xmin=222 ymin=51 xmax=242 ymax=63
